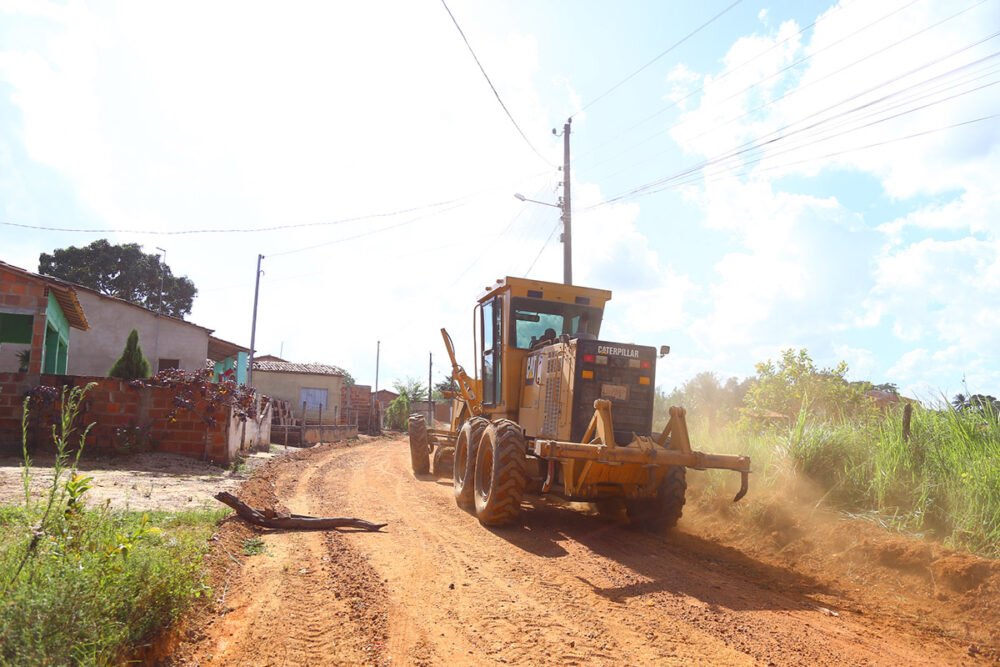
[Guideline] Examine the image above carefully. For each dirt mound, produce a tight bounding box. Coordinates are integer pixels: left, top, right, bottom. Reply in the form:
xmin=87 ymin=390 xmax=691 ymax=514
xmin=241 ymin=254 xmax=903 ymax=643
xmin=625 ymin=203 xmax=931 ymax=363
xmin=686 ymin=479 xmax=1000 ymax=652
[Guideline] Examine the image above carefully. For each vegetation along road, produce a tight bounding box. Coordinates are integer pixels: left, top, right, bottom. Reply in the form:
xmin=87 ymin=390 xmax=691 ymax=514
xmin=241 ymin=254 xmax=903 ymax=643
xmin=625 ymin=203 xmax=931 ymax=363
xmin=169 ymin=436 xmax=999 ymax=666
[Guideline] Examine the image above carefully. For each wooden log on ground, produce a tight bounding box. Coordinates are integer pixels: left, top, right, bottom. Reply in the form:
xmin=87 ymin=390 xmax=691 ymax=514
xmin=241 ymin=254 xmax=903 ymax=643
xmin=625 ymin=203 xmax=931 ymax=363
xmin=214 ymin=492 xmax=387 ymax=531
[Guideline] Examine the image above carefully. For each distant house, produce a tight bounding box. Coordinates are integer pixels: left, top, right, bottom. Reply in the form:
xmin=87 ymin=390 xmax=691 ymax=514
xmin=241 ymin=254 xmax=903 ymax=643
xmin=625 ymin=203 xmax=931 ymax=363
xmin=64 ymin=283 xmax=248 ymax=382
xmin=0 ymin=261 xmax=89 ymax=374
xmin=375 ymin=389 xmax=399 ymax=406
xmin=251 ymin=356 xmax=346 ymax=424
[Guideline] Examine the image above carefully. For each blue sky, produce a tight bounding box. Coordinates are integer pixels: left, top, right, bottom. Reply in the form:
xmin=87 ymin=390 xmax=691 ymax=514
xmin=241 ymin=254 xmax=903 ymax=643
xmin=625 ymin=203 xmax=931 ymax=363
xmin=1 ymin=0 xmax=998 ymax=402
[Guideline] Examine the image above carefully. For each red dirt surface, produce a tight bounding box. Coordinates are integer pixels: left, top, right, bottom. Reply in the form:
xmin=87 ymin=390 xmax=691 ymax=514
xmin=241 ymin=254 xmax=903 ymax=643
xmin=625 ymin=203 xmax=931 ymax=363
xmin=164 ymin=436 xmax=1000 ymax=666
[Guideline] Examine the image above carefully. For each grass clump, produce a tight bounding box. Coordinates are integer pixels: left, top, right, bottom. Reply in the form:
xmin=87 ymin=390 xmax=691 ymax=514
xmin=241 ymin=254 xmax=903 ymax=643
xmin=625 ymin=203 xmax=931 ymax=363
xmin=242 ymin=536 xmax=266 ymax=556
xmin=0 ymin=384 xmax=224 ymax=665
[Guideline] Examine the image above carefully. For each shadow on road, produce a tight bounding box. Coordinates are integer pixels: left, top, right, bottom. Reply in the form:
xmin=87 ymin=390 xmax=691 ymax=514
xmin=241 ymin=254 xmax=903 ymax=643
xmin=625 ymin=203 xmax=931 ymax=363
xmin=490 ymin=494 xmax=839 ymax=614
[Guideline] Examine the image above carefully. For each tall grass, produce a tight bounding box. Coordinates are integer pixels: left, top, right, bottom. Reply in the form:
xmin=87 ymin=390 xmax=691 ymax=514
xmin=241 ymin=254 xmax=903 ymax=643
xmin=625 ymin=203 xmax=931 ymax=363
xmin=690 ymin=401 xmax=1000 ymax=557
xmin=0 ymin=385 xmax=226 ymax=664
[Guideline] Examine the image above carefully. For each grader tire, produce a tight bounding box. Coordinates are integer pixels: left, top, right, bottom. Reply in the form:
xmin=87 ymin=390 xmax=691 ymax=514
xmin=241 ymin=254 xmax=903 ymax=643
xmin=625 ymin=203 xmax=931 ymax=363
xmin=433 ymin=446 xmax=455 ymax=478
xmin=626 ymin=466 xmax=687 ymax=530
xmin=408 ymin=414 xmax=430 ymax=476
xmin=454 ymin=417 xmax=489 ymax=509
xmin=473 ymin=419 xmax=528 ymax=526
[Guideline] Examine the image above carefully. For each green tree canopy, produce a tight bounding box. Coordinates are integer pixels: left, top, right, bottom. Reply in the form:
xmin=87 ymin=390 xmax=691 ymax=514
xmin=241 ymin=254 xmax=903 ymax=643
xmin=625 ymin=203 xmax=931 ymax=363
xmin=108 ymin=329 xmax=151 ymax=379
xmin=384 ymin=378 xmax=428 ymax=431
xmin=740 ymin=348 xmax=871 ymax=426
xmin=39 ymin=239 xmax=197 ymax=318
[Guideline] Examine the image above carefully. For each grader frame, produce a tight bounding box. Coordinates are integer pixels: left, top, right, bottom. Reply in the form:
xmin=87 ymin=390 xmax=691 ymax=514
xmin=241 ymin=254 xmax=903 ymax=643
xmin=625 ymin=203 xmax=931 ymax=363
xmin=409 ymin=276 xmax=750 ymax=527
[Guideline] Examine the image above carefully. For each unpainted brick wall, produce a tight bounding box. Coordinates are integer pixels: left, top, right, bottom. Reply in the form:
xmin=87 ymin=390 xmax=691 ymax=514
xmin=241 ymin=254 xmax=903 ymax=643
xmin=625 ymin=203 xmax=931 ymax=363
xmin=0 ymin=372 xmax=258 ymax=464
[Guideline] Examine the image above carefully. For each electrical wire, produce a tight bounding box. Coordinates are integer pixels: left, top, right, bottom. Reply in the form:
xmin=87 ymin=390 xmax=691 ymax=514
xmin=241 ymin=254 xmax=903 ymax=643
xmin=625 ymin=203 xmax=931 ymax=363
xmin=440 ymin=0 xmax=554 ymax=167
xmin=0 ymin=199 xmax=465 ymax=235
xmin=523 ymin=220 xmax=562 ymax=277
xmin=574 ymin=0 xmax=744 ymax=117
xmin=593 ymin=39 xmax=1000 ymax=206
xmin=572 ymin=0 xmax=859 ymax=167
xmin=576 ymin=0 xmax=987 ymax=181
xmin=266 ymin=202 xmax=468 ymax=258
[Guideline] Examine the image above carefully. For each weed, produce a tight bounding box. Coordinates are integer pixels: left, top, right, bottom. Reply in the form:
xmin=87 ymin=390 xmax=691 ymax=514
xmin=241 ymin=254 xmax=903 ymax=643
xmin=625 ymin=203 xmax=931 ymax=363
xmin=242 ymin=536 xmax=266 ymax=556
xmin=0 ymin=384 xmax=224 ymax=664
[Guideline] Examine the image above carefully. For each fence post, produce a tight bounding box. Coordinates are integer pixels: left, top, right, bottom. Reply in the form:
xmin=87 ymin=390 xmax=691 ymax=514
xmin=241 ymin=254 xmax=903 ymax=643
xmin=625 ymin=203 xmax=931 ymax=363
xmin=902 ymin=402 xmax=913 ymax=442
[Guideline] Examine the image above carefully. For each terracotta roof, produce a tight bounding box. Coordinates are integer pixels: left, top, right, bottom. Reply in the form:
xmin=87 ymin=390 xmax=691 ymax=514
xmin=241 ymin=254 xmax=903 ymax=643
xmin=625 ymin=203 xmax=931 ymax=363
xmin=0 ymin=260 xmax=89 ymax=330
xmin=252 ymin=359 xmax=346 ymax=377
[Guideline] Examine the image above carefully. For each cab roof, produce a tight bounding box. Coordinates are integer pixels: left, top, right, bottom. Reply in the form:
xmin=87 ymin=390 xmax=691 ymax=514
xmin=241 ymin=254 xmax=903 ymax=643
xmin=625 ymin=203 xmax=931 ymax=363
xmin=478 ymin=276 xmax=612 ymax=310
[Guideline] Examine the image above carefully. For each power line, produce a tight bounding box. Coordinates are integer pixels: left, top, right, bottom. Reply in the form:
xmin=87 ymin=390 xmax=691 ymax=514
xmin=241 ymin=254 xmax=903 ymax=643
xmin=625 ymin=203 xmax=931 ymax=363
xmin=440 ymin=0 xmax=554 ymax=167
xmin=577 ymin=0 xmax=932 ymax=178
xmin=574 ymin=0 xmax=744 ymax=117
xmin=596 ymin=41 xmax=1000 ymax=202
xmin=524 ymin=220 xmax=562 ymax=277
xmin=267 ymin=202 xmax=468 ymax=258
xmin=0 ymin=199 xmax=465 ymax=235
xmin=573 ymin=0 xmax=859 ymax=168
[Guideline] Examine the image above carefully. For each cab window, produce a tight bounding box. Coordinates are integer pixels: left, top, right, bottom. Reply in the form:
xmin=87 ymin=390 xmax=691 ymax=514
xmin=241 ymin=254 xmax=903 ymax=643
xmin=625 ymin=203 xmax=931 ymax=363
xmin=510 ymin=297 xmax=602 ymax=349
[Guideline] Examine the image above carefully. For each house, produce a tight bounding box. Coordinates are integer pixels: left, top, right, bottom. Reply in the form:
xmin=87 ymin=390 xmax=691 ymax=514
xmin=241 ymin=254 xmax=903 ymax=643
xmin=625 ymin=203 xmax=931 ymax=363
xmin=0 ymin=261 xmax=89 ymax=374
xmin=56 ymin=283 xmax=247 ymax=382
xmin=251 ymin=356 xmax=346 ymax=424
xmin=375 ymin=389 xmax=399 ymax=407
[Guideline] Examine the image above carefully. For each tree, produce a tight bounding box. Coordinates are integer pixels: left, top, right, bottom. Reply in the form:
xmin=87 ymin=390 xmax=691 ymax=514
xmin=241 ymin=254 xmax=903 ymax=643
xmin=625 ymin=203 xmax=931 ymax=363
xmin=384 ymin=378 xmax=427 ymax=431
xmin=108 ymin=329 xmax=151 ymax=379
xmin=39 ymin=239 xmax=197 ymax=318
xmin=740 ymin=348 xmax=872 ymax=426
xmin=341 ymin=370 xmax=356 ymax=387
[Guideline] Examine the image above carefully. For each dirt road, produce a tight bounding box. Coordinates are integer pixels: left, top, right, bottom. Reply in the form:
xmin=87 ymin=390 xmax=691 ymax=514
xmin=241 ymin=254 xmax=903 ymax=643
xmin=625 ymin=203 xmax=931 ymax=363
xmin=173 ymin=438 xmax=996 ymax=665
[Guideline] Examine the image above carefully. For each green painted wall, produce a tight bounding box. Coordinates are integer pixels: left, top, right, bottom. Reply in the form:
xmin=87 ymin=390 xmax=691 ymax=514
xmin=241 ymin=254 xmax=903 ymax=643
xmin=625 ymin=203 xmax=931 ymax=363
xmin=43 ymin=293 xmax=71 ymax=374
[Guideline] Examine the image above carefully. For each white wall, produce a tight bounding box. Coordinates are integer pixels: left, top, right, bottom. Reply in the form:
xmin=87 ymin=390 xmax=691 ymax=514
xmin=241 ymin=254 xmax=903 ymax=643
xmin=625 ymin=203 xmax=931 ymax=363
xmin=68 ymin=289 xmax=210 ymax=376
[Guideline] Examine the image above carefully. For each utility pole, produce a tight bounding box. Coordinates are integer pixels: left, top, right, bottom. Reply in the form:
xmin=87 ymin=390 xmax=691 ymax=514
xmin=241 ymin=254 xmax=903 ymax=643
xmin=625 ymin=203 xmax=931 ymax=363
xmin=373 ymin=340 xmax=381 ymax=431
xmin=153 ymin=247 xmax=166 ymax=372
xmin=560 ymin=118 xmax=572 ymax=285
xmin=247 ymin=254 xmax=263 ymax=387
xmin=427 ymin=352 xmax=433 ymax=424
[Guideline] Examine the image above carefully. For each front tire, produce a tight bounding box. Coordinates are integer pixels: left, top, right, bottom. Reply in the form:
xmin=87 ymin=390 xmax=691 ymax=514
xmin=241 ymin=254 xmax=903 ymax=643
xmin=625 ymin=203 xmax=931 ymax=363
xmin=454 ymin=417 xmax=488 ymax=508
xmin=473 ymin=420 xmax=528 ymax=526
xmin=626 ymin=466 xmax=687 ymax=530
xmin=408 ymin=414 xmax=430 ymax=475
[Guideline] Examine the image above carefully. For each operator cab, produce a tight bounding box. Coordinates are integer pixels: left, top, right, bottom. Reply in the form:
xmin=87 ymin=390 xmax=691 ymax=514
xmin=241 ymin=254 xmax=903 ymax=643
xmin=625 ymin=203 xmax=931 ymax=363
xmin=476 ymin=276 xmax=611 ymax=414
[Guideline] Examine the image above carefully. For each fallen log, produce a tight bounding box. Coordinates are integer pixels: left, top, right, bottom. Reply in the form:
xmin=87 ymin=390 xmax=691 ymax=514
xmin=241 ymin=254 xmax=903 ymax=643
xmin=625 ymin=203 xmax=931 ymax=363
xmin=214 ymin=492 xmax=387 ymax=532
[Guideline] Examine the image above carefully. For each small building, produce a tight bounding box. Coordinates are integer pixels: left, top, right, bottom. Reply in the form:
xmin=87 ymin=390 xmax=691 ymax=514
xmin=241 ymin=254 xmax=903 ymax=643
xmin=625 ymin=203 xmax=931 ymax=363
xmin=0 ymin=261 xmax=89 ymax=374
xmin=251 ymin=356 xmax=346 ymax=424
xmin=67 ymin=284 xmax=214 ymax=376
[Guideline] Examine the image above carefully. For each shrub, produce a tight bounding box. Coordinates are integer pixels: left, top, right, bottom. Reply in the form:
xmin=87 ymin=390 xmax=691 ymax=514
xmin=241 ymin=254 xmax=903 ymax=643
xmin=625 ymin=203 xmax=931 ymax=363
xmin=108 ymin=329 xmax=151 ymax=379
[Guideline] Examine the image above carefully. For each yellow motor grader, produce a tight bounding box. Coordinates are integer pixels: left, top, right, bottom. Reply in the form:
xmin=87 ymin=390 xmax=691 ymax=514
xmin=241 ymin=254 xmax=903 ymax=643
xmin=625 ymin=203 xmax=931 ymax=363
xmin=408 ymin=276 xmax=750 ymax=527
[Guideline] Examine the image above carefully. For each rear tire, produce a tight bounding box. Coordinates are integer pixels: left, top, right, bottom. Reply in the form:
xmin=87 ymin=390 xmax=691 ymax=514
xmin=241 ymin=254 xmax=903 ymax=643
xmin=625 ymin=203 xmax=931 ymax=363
xmin=454 ymin=417 xmax=488 ymax=508
xmin=473 ymin=420 xmax=528 ymax=526
xmin=626 ymin=466 xmax=687 ymax=530
xmin=408 ymin=414 xmax=430 ymax=476
xmin=432 ymin=446 xmax=455 ymax=477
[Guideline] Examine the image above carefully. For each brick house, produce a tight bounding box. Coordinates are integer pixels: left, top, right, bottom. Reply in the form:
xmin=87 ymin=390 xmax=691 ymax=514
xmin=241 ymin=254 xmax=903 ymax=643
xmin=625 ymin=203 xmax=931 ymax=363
xmin=0 ymin=260 xmax=89 ymax=374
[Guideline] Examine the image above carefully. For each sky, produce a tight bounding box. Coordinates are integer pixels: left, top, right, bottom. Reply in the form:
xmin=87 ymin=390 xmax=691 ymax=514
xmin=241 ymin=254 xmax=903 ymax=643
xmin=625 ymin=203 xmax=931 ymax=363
xmin=1 ymin=0 xmax=998 ymax=402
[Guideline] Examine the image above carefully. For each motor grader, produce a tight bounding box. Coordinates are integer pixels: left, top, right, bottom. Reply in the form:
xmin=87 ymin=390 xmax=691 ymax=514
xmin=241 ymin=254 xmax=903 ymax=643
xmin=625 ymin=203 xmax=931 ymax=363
xmin=408 ymin=276 xmax=750 ymax=528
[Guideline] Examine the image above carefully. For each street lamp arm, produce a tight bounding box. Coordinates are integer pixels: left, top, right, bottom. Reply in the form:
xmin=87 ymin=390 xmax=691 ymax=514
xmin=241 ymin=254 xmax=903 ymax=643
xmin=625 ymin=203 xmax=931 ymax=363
xmin=513 ymin=193 xmax=560 ymax=208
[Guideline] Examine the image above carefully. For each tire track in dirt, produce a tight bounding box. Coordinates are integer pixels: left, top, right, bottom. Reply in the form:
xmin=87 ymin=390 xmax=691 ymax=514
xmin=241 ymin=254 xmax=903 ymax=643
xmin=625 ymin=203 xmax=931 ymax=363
xmin=328 ymin=438 xmax=974 ymax=666
xmin=171 ymin=446 xmax=389 ymax=666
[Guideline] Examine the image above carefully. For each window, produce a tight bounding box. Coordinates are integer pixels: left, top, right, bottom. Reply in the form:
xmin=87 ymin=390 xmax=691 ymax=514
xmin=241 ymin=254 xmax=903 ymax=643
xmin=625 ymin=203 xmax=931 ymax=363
xmin=510 ymin=297 xmax=603 ymax=349
xmin=481 ymin=297 xmax=503 ymax=405
xmin=158 ymin=358 xmax=180 ymax=371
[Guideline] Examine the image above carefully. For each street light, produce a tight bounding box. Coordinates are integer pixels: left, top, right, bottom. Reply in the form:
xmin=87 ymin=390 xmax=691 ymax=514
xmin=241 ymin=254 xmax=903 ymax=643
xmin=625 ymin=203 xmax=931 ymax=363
xmin=513 ymin=193 xmax=560 ymax=208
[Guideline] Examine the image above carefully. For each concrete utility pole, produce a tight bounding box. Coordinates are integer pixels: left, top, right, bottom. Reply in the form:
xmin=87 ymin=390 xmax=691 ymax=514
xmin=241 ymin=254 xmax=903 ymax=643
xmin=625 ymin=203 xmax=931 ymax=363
xmin=427 ymin=352 xmax=433 ymax=424
xmin=153 ymin=247 xmax=166 ymax=372
xmin=247 ymin=254 xmax=263 ymax=387
xmin=560 ymin=118 xmax=572 ymax=286
xmin=373 ymin=340 xmax=381 ymax=430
